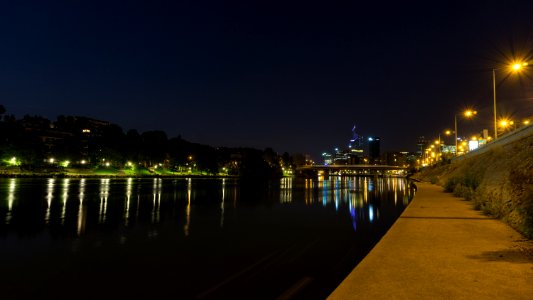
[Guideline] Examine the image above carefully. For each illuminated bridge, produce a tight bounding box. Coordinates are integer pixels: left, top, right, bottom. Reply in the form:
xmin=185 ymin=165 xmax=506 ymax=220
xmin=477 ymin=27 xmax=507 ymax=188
xmin=297 ymin=164 xmax=409 ymax=177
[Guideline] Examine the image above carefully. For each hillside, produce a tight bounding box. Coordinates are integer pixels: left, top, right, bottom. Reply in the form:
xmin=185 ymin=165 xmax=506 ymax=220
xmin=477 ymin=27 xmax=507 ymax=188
xmin=414 ymin=132 xmax=533 ymax=238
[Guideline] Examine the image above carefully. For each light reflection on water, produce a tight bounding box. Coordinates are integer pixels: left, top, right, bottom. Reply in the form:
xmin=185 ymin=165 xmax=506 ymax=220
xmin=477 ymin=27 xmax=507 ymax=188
xmin=0 ymin=176 xmax=413 ymax=237
xmin=0 ymin=176 xmax=414 ymax=300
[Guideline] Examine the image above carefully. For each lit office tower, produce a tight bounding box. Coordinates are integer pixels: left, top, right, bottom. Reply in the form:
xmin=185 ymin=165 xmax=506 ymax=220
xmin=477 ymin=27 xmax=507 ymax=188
xmin=368 ymin=137 xmax=381 ymax=164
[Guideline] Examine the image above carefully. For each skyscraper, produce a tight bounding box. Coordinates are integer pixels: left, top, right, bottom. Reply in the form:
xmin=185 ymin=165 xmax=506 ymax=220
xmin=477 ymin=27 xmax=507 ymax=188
xmin=368 ymin=137 xmax=381 ymax=164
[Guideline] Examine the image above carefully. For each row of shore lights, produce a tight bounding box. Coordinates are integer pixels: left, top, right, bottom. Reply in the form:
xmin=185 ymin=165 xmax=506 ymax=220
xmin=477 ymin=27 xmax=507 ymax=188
xmin=44 ymin=158 xmax=124 ymax=167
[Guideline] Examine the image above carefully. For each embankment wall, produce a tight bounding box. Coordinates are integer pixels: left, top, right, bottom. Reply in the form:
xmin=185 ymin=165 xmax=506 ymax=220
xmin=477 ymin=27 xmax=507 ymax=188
xmin=414 ymin=127 xmax=533 ymax=238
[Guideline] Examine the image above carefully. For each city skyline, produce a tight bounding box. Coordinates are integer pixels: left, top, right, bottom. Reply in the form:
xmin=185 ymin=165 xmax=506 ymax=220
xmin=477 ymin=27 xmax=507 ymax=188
xmin=1 ymin=0 xmax=532 ymax=159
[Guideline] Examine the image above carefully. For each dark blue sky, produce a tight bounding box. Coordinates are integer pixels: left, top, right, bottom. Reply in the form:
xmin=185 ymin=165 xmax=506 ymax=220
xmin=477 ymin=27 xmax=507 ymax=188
xmin=1 ymin=0 xmax=532 ymax=159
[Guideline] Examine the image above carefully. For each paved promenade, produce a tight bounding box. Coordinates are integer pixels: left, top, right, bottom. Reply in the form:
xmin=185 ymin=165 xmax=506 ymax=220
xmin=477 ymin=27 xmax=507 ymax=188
xmin=328 ymin=182 xmax=533 ymax=300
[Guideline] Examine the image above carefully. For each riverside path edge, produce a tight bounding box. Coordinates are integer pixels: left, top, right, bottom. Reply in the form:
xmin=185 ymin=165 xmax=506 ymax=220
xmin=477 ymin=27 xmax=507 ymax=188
xmin=328 ymin=182 xmax=533 ymax=300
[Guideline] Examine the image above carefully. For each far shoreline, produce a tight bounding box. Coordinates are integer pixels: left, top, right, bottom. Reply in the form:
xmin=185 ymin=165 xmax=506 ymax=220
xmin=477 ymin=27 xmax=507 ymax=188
xmin=0 ymin=173 xmax=240 ymax=179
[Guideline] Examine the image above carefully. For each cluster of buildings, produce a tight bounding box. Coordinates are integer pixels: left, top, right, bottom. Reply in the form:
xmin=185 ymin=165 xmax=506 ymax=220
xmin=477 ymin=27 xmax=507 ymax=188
xmin=1 ymin=115 xmax=113 ymax=166
xmin=321 ymin=126 xmax=418 ymax=168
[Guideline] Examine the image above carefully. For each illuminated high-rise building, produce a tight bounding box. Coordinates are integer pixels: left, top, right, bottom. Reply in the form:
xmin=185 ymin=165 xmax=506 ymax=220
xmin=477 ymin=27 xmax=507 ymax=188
xmin=368 ymin=136 xmax=381 ymax=164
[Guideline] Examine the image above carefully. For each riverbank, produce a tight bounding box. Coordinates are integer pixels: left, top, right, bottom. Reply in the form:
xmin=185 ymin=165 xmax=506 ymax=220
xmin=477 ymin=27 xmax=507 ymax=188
xmin=0 ymin=166 xmax=238 ymax=178
xmin=413 ymin=131 xmax=533 ymax=238
xmin=328 ymin=182 xmax=533 ymax=299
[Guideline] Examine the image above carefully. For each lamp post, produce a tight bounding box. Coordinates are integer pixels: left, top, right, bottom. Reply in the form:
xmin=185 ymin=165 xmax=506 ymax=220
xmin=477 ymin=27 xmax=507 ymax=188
xmin=492 ymin=68 xmax=497 ymax=139
xmin=455 ymin=110 xmax=477 ymax=156
xmin=492 ymin=61 xmax=529 ymax=139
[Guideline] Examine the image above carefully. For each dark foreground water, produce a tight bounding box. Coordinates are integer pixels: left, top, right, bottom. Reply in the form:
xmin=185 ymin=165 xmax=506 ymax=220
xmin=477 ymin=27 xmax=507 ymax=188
xmin=0 ymin=176 xmax=414 ymax=300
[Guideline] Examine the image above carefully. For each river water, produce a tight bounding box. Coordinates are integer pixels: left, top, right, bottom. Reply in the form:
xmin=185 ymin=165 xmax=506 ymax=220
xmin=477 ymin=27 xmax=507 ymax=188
xmin=0 ymin=176 xmax=414 ymax=299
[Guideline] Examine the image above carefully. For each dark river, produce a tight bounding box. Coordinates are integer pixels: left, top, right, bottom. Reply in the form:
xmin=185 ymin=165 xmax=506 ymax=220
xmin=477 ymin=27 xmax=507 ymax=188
xmin=0 ymin=176 xmax=414 ymax=300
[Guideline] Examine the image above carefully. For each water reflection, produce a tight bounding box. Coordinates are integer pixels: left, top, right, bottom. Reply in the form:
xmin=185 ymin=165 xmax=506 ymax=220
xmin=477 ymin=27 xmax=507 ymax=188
xmin=184 ymin=178 xmax=191 ymax=236
xmin=152 ymin=178 xmax=162 ymax=224
xmin=221 ymin=178 xmax=225 ymax=228
xmin=296 ymin=176 xmax=414 ymax=231
xmin=61 ymin=179 xmax=70 ymax=224
xmin=0 ymin=176 xmax=414 ymax=238
xmin=280 ymin=177 xmax=292 ymax=203
xmin=124 ymin=178 xmax=132 ymax=226
xmin=99 ymin=179 xmax=110 ymax=223
xmin=77 ymin=179 xmax=86 ymax=235
xmin=5 ymin=178 xmax=16 ymax=224
xmin=45 ymin=178 xmax=55 ymax=224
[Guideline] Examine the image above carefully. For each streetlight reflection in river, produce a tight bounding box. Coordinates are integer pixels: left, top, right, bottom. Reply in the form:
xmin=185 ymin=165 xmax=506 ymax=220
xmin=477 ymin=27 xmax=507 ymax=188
xmin=45 ymin=179 xmax=55 ymax=224
xmin=5 ymin=178 xmax=16 ymax=224
xmin=61 ymin=179 xmax=70 ymax=224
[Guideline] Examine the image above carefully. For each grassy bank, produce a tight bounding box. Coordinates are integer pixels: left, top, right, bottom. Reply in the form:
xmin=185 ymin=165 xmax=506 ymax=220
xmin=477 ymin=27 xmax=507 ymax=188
xmin=0 ymin=166 xmax=236 ymax=178
xmin=413 ymin=134 xmax=533 ymax=238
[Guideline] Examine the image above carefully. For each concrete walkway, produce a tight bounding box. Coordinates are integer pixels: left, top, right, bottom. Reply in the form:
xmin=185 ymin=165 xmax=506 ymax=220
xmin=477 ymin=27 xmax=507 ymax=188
xmin=328 ymin=182 xmax=533 ymax=300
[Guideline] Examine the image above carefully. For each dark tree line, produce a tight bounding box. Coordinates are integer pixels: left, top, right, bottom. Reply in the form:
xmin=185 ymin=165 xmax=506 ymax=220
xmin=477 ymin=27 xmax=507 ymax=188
xmin=0 ymin=106 xmax=296 ymax=177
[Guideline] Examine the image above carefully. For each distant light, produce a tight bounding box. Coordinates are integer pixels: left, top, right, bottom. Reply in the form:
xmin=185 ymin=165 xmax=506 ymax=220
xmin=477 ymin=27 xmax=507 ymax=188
xmin=469 ymin=140 xmax=479 ymax=151
xmin=7 ymin=157 xmax=21 ymax=166
xmin=368 ymin=137 xmax=373 ymax=141
xmin=81 ymin=160 xmax=86 ymax=164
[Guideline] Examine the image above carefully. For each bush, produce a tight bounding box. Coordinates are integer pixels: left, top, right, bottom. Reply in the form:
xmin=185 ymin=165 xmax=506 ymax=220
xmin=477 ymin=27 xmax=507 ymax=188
xmin=444 ymin=176 xmax=461 ymax=192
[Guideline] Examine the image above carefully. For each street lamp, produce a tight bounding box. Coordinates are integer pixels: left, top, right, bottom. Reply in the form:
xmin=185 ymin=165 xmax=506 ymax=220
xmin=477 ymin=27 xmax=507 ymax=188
xmin=454 ymin=109 xmax=477 ymax=156
xmin=492 ymin=61 xmax=528 ymax=139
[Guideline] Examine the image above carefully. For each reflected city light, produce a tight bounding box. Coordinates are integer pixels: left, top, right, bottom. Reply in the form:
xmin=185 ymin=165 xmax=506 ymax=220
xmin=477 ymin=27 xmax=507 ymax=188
xmin=152 ymin=178 xmax=162 ymax=223
xmin=221 ymin=178 xmax=225 ymax=228
xmin=280 ymin=177 xmax=293 ymax=204
xmin=184 ymin=178 xmax=192 ymax=236
xmin=77 ymin=179 xmax=86 ymax=236
xmin=61 ymin=179 xmax=70 ymax=224
xmin=45 ymin=179 xmax=55 ymax=224
xmin=0 ymin=177 xmax=414 ymax=240
xmin=125 ymin=178 xmax=133 ymax=226
xmin=99 ymin=179 xmax=110 ymax=223
xmin=5 ymin=178 xmax=17 ymax=224
xmin=301 ymin=176 xmax=412 ymax=230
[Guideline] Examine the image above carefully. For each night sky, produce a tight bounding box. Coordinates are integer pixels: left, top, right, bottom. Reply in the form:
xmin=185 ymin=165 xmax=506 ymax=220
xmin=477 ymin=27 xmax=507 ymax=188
xmin=1 ymin=0 xmax=532 ymax=159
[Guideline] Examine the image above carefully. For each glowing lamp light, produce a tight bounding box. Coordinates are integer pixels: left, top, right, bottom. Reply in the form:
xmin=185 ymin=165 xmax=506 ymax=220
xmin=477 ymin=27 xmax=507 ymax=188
xmin=512 ymin=62 xmax=528 ymax=71
xmin=469 ymin=140 xmax=479 ymax=151
xmin=7 ymin=157 xmax=21 ymax=166
xmin=464 ymin=110 xmax=477 ymax=118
